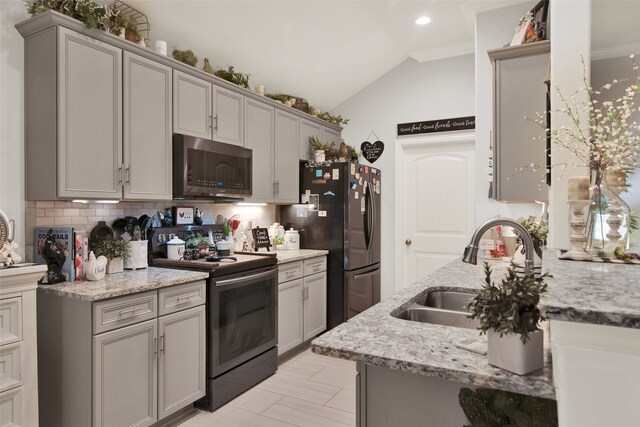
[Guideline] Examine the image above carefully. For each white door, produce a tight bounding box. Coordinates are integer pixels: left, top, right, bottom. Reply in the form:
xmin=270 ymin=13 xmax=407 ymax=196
xmin=398 ymin=135 xmax=475 ymax=289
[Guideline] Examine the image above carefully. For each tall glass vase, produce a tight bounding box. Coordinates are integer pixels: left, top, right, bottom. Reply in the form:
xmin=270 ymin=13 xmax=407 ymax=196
xmin=586 ymin=171 xmax=630 ymax=256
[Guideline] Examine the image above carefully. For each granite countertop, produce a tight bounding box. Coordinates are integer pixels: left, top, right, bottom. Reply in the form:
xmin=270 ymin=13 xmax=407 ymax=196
xmin=37 ymin=267 xmax=209 ymax=301
xmin=541 ymin=252 xmax=640 ymax=328
xmin=312 ymin=258 xmax=556 ymax=399
xmin=274 ymin=249 xmax=329 ymax=264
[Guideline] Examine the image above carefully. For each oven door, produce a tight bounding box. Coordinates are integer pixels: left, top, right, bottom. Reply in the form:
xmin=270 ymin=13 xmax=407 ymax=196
xmin=210 ymin=267 xmax=277 ymax=377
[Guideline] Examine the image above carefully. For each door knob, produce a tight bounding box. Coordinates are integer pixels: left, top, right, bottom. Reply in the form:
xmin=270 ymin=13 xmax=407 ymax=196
xmin=405 ymin=239 xmax=412 ymax=246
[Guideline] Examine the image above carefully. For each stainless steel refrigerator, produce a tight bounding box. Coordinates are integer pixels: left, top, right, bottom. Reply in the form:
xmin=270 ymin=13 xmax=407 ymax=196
xmin=280 ymin=162 xmax=381 ymax=329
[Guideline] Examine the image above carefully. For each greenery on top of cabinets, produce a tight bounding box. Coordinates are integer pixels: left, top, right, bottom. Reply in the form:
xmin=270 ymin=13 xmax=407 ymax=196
xmin=459 ymin=387 xmax=558 ymax=427
xmin=318 ymin=112 xmax=350 ymax=126
xmin=26 ymin=0 xmax=122 ymax=34
xmin=468 ymin=263 xmax=548 ymax=344
xmin=172 ymin=49 xmax=198 ymax=67
xmin=215 ymin=66 xmax=250 ymax=89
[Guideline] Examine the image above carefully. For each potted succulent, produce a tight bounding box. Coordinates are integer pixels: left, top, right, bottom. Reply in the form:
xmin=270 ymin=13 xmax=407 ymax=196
xmin=309 ymin=136 xmax=329 ymax=163
xmin=93 ymin=236 xmax=130 ymax=274
xmin=468 ymin=263 xmax=548 ymax=375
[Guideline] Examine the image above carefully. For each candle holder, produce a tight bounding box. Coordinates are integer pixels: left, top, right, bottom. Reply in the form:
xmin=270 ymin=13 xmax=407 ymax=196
xmin=561 ymin=199 xmax=593 ymax=261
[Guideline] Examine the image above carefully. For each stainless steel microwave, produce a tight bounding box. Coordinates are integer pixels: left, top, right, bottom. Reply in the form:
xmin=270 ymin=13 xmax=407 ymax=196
xmin=173 ymin=134 xmax=252 ymax=200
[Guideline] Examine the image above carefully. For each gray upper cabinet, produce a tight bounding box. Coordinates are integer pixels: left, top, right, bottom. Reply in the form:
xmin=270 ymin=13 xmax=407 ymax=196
xmin=57 ymin=27 xmax=122 ymax=199
xmin=123 ymin=52 xmax=172 ymax=200
xmin=93 ymin=319 xmax=158 ymax=427
xmin=489 ymin=41 xmax=549 ymax=202
xmin=323 ymin=127 xmax=341 ymax=147
xmin=274 ymin=109 xmax=300 ymax=203
xmin=173 ymin=70 xmax=212 ymax=139
xmin=158 ymin=305 xmax=206 ymax=420
xmin=213 ymin=86 xmax=244 ymax=146
xmin=299 ymin=119 xmax=323 ymax=161
xmin=45 ymin=27 xmax=122 ymax=200
xmin=244 ymin=98 xmax=275 ymax=203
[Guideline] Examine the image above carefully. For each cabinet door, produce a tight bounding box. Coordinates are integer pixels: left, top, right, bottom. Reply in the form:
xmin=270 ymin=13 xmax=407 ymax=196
xmin=123 ymin=52 xmax=172 ymax=200
xmin=303 ymin=271 xmax=327 ymax=341
xmin=93 ymin=319 xmax=157 ymax=427
xmin=322 ymin=127 xmax=341 ymax=146
xmin=158 ymin=305 xmax=206 ymax=420
xmin=278 ymin=279 xmax=303 ymax=355
xmin=213 ymin=85 xmax=244 ymax=146
xmin=0 ymin=387 xmax=22 ymax=427
xmin=244 ymin=98 xmax=275 ymax=203
xmin=274 ymin=109 xmax=300 ymax=203
xmin=58 ymin=27 xmax=122 ymax=199
xmin=300 ymin=119 xmax=323 ymax=161
xmin=173 ymin=70 xmax=212 ymax=139
xmin=494 ymin=53 xmax=548 ymax=202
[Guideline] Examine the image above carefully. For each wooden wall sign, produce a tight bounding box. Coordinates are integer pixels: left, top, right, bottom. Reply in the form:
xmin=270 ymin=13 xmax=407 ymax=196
xmin=397 ymin=116 xmax=475 ymax=136
xmin=251 ymin=227 xmax=271 ymax=251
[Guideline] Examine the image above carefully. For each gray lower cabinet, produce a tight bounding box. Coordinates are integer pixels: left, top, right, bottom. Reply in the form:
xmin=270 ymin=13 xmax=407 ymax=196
xmin=244 ymin=98 xmax=275 ymax=203
xmin=123 ymin=52 xmax=173 ymax=200
xmin=277 ymin=257 xmax=327 ymax=355
xmin=299 ymin=118 xmax=323 ymax=161
xmin=93 ymin=319 xmax=158 ymax=427
xmin=274 ymin=109 xmax=300 ymax=203
xmin=37 ymin=281 xmax=206 ymax=427
xmin=173 ymin=70 xmax=213 ymax=140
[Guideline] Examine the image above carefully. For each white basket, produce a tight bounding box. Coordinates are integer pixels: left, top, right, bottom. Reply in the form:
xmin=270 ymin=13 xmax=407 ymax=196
xmin=124 ymin=240 xmax=148 ymax=270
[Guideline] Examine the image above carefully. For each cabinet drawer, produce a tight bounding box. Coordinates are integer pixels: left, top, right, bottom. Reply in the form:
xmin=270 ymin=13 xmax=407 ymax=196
xmin=0 ymin=297 xmax=21 ymax=346
xmin=158 ymin=280 xmax=206 ymax=316
xmin=93 ymin=291 xmax=157 ymax=334
xmin=304 ymin=256 xmax=327 ymax=276
xmin=278 ymin=261 xmax=304 ymax=283
xmin=0 ymin=386 xmax=22 ymax=426
xmin=0 ymin=342 xmax=22 ymax=393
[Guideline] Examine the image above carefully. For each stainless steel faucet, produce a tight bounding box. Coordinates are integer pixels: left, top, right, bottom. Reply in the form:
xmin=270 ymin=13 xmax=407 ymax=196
xmin=462 ymin=217 xmax=537 ymax=276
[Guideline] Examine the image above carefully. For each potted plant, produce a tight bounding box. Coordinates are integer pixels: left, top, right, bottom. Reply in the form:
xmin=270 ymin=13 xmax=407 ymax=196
xmin=214 ymin=66 xmax=250 ymax=89
xmin=468 ymin=263 xmax=548 ymax=375
xmin=309 ymin=136 xmax=329 ymax=163
xmin=93 ymin=236 xmax=130 ymax=274
xmin=26 ymin=0 xmax=122 ymax=35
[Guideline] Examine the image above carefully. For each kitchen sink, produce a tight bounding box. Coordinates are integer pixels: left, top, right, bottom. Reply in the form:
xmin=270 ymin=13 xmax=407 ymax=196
xmin=415 ymin=290 xmax=475 ymax=312
xmin=395 ymin=290 xmax=479 ymax=329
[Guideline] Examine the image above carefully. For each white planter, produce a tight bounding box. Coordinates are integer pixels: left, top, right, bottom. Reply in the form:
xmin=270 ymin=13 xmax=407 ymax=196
xmin=487 ymin=329 xmax=543 ymax=375
xmin=105 ymin=257 xmax=124 ymax=274
xmin=314 ymin=150 xmax=326 ymax=163
xmin=124 ymin=241 xmax=148 ymax=270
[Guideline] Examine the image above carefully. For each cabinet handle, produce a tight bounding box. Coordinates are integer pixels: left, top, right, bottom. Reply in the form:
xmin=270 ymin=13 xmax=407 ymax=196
xmin=118 ymin=165 xmax=123 ymax=186
xmin=118 ymin=307 xmax=141 ymax=317
xmin=275 ymin=181 xmax=280 ymax=194
xmin=160 ymin=335 xmax=165 ymax=354
xmin=209 ymin=115 xmax=213 ymax=130
xmin=177 ymin=294 xmax=194 ymax=302
xmin=214 ymin=114 xmax=218 ymax=131
xmin=125 ymin=166 xmax=130 ymax=184
xmin=154 ymin=337 xmax=158 ymax=355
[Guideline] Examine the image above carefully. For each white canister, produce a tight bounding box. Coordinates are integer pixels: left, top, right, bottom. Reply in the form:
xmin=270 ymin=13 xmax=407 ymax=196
xmin=284 ymin=228 xmax=300 ymax=250
xmin=155 ymin=40 xmax=168 ymax=56
xmin=166 ymin=237 xmax=185 ymax=260
xmin=86 ymin=251 xmax=108 ymax=281
xmin=277 ymin=225 xmax=285 ymax=239
xmin=125 ymin=240 xmax=148 ymax=270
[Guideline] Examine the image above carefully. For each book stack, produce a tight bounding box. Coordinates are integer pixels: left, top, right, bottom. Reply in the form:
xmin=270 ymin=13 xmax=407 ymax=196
xmin=35 ymin=227 xmax=88 ymax=282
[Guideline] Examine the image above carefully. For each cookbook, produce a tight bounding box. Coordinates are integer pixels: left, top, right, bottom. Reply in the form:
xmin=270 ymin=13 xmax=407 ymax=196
xmin=35 ymin=227 xmax=75 ymax=282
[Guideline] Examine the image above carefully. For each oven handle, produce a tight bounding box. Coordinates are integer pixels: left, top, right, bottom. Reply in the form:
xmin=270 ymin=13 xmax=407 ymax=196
xmin=214 ymin=269 xmax=276 ymax=288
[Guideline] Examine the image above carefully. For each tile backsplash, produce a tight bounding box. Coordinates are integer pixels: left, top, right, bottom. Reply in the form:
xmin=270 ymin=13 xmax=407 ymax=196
xmin=25 ymin=200 xmax=276 ymax=262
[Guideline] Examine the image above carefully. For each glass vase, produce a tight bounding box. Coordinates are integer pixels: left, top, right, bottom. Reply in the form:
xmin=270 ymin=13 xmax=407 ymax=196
xmin=586 ymin=173 xmax=631 ymax=256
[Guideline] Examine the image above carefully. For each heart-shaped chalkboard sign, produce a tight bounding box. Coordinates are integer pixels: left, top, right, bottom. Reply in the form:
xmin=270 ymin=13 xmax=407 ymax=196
xmin=361 ymin=140 xmax=384 ymax=163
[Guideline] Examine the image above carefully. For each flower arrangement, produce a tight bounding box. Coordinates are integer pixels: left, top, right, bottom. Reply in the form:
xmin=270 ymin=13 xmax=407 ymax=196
xmin=517 ymin=216 xmax=548 ymax=258
xmin=533 ymin=55 xmax=640 ymax=183
xmin=468 ymin=263 xmax=548 ymax=344
xmin=215 ymin=66 xmax=250 ymax=89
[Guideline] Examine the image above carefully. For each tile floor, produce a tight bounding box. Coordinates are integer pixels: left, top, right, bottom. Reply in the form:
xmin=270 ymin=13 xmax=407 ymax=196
xmin=180 ymin=349 xmax=357 ymax=427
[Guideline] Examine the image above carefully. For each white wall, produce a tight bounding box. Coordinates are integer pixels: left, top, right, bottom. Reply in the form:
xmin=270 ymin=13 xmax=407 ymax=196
xmin=475 ymin=1 xmax=542 ymax=226
xmin=0 ymin=0 xmax=28 ymax=252
xmin=331 ymin=55 xmax=475 ymax=299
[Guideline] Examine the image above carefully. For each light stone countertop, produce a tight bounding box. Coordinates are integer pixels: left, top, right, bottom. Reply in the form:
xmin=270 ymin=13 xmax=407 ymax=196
xmin=274 ymin=249 xmax=329 ymax=264
xmin=0 ymin=264 xmax=47 ymax=279
xmin=37 ymin=267 xmax=209 ymax=301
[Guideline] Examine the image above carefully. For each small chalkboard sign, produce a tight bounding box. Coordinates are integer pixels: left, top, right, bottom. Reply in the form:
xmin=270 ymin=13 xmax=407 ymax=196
xmin=210 ymin=230 xmax=226 ymax=243
xmin=251 ymin=227 xmax=271 ymax=252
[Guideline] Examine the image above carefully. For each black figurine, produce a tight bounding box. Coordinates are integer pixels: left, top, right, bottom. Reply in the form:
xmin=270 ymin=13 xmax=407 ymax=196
xmin=38 ymin=229 xmax=66 ymax=285
xmin=194 ymin=208 xmax=204 ymax=225
xmin=163 ymin=208 xmax=173 ymax=226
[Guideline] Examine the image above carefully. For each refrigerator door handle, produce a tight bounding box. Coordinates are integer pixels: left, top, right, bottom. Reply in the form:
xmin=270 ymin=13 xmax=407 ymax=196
xmin=353 ymin=268 xmax=379 ymax=280
xmin=363 ymin=184 xmax=371 ymax=250
xmin=370 ymin=184 xmax=376 ymax=249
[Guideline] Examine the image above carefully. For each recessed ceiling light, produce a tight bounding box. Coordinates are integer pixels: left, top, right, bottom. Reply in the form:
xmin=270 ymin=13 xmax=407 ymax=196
xmin=415 ymin=16 xmax=431 ymax=25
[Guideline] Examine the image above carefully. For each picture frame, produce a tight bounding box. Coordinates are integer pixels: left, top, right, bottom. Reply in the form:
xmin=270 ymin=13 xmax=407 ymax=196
xmin=173 ymin=206 xmax=194 ymax=225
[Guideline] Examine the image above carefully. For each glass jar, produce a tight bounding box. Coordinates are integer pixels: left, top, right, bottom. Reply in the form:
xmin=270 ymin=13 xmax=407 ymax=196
xmin=587 ymin=171 xmax=631 ymax=256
